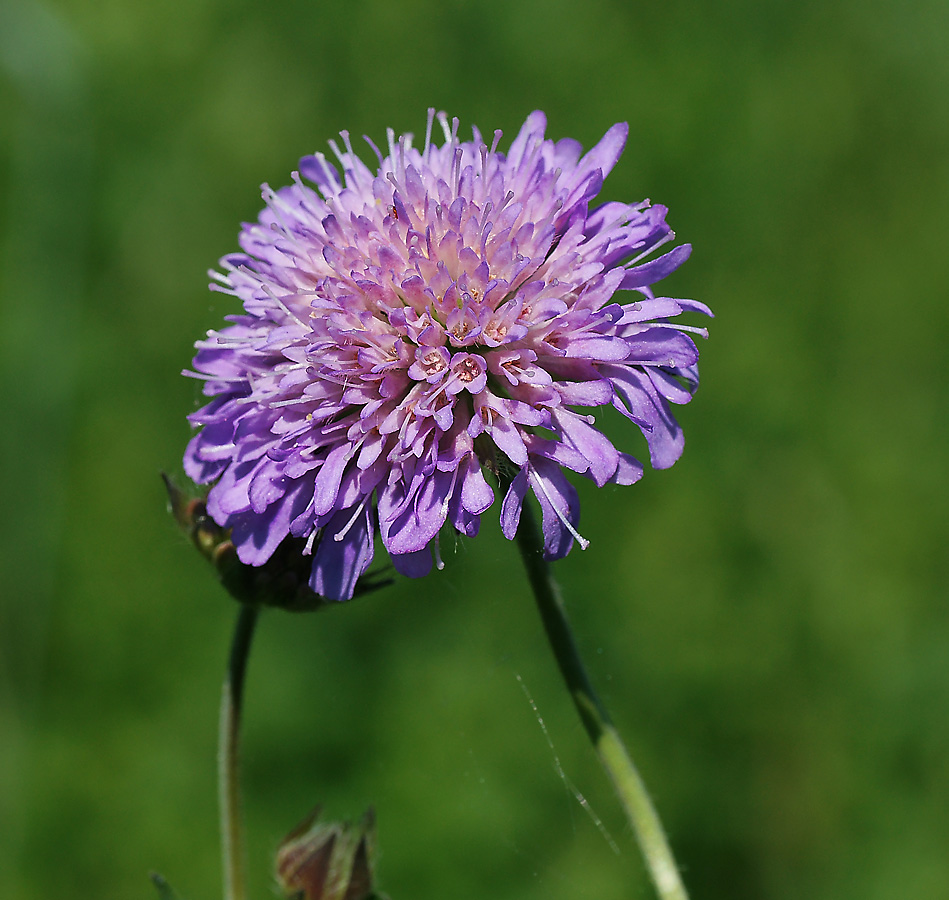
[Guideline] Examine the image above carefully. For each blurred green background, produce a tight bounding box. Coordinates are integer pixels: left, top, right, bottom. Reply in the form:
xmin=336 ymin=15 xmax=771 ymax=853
xmin=1 ymin=0 xmax=947 ymax=898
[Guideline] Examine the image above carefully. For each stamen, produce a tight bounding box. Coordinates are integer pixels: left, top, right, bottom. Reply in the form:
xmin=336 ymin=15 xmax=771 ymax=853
xmin=658 ymin=322 xmax=709 ymax=338
xmin=258 ymin=281 xmax=310 ymax=329
xmin=386 ymin=127 xmax=398 ymax=166
xmin=334 ymin=495 xmax=370 ymax=542
xmin=451 ymin=145 xmax=462 ymax=195
xmin=328 ymin=138 xmax=347 ymax=168
xmin=424 ymin=108 xmax=435 ymax=158
xmin=626 ymin=229 xmax=674 ymax=267
xmin=436 ymin=111 xmax=451 ymax=145
xmin=268 ymin=395 xmax=313 ymax=408
xmin=181 ymin=370 xmax=246 ymax=383
xmin=195 ymin=334 xmax=252 ymax=349
xmin=528 ymin=466 xmax=590 ymax=550
xmin=490 ymin=129 xmax=503 ymax=155
xmin=260 ymin=187 xmax=310 ymax=254
xmin=340 ymin=130 xmax=356 ymax=160
xmin=288 ymin=173 xmax=328 ymax=222
xmin=261 ymin=184 xmax=292 ymax=228
xmin=312 ymin=151 xmax=341 ymax=194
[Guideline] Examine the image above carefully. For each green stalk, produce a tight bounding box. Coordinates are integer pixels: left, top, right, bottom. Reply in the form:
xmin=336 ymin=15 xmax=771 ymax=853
xmin=219 ymin=604 xmax=260 ymax=900
xmin=514 ymin=503 xmax=688 ymax=900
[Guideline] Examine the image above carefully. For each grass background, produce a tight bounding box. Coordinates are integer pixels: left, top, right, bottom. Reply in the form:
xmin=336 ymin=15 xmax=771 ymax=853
xmin=1 ymin=0 xmax=947 ymax=898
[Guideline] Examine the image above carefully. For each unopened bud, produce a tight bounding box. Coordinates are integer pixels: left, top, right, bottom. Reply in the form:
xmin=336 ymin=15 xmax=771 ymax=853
xmin=276 ymin=806 xmax=384 ymax=900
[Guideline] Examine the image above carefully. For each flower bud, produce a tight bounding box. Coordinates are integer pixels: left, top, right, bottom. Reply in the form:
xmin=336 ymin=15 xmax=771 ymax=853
xmin=275 ymin=806 xmax=384 ymax=900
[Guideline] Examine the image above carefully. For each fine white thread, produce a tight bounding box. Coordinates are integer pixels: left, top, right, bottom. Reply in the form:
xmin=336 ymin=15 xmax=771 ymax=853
xmin=515 ymin=673 xmax=619 ymax=855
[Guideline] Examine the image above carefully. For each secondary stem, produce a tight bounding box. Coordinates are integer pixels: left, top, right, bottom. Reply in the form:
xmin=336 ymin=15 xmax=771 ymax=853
xmin=514 ymin=503 xmax=689 ymax=900
xmin=219 ymin=603 xmax=260 ymax=900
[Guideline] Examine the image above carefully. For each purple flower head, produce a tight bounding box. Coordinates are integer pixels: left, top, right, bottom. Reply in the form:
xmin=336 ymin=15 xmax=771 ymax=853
xmin=184 ymin=111 xmax=710 ymax=601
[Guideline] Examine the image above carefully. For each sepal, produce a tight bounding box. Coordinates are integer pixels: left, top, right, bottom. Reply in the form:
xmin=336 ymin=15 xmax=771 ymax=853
xmin=163 ymin=474 xmax=390 ymax=611
xmin=275 ymin=806 xmax=388 ymax=900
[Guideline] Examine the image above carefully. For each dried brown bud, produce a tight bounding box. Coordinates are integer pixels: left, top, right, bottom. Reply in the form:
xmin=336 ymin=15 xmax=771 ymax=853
xmin=275 ymin=807 xmax=383 ymax=900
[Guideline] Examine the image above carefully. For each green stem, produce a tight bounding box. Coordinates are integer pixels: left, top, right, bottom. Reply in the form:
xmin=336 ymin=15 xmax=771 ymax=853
xmin=514 ymin=503 xmax=688 ymax=900
xmin=219 ymin=603 xmax=260 ymax=900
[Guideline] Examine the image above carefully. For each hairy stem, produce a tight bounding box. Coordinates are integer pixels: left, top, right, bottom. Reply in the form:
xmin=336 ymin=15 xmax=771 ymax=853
xmin=514 ymin=503 xmax=688 ymax=900
xmin=219 ymin=604 xmax=260 ymax=900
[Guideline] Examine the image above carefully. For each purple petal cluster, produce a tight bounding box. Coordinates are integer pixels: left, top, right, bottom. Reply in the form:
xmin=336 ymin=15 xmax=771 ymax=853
xmin=184 ymin=111 xmax=710 ymax=600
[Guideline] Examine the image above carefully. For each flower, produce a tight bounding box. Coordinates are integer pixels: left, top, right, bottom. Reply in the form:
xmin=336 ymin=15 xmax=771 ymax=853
xmin=184 ymin=110 xmax=710 ymax=601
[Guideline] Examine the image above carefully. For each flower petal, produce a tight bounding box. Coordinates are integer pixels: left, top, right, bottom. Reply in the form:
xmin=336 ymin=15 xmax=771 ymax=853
xmin=310 ymin=504 xmax=375 ymax=601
